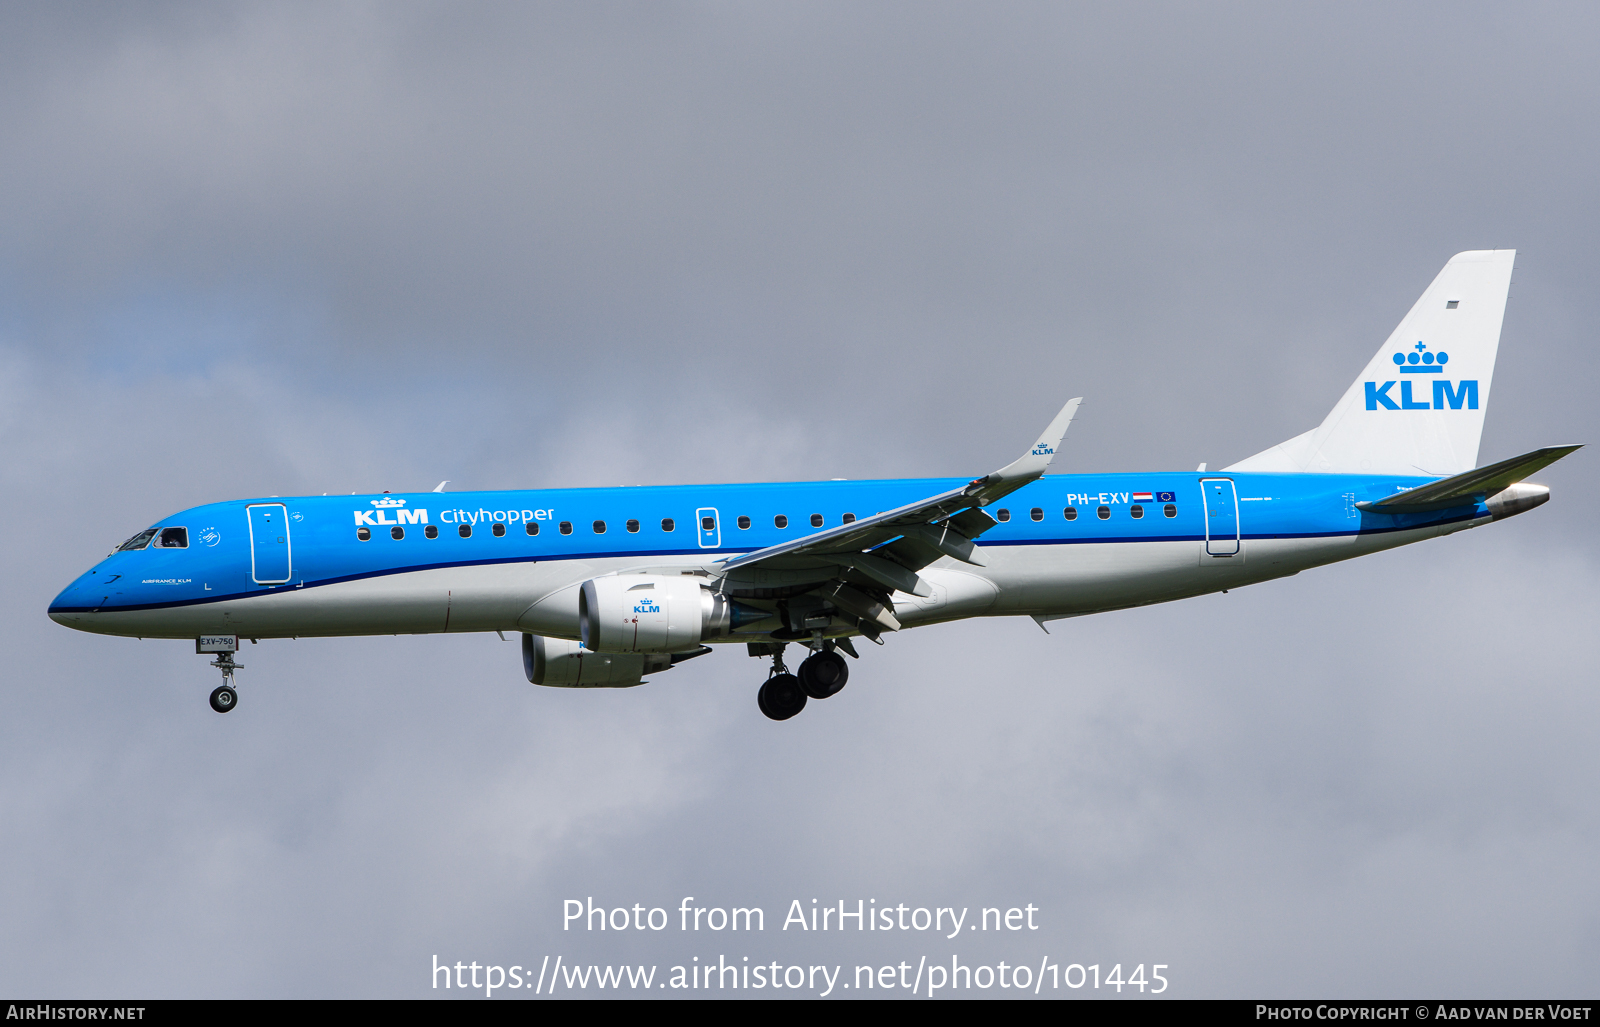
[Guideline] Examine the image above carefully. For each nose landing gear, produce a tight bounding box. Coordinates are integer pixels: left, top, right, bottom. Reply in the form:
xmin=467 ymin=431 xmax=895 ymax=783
xmin=197 ymin=635 xmax=243 ymax=714
xmin=208 ymin=651 xmax=242 ymax=713
xmin=209 ymin=682 xmax=238 ymax=713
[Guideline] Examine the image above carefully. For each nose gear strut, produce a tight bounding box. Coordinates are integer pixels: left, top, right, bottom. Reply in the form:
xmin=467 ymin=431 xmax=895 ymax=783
xmin=208 ymin=652 xmax=242 ymax=713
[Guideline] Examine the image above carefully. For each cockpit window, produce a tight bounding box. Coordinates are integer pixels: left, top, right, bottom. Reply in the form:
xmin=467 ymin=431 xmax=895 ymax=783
xmin=155 ymin=527 xmax=188 ymax=548
xmin=117 ymin=529 xmax=158 ymax=552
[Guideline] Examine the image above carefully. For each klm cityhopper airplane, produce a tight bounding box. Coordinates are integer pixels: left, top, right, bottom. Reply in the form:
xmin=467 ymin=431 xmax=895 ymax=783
xmin=50 ymin=250 xmax=1577 ymax=720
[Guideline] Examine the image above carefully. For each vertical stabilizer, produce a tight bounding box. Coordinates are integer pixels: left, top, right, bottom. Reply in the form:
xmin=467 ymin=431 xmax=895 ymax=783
xmin=1227 ymin=250 xmax=1515 ymax=476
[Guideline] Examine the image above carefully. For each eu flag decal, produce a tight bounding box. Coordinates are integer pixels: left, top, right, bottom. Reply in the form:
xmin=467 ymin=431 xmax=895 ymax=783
xmin=1155 ymin=491 xmax=1176 ymax=503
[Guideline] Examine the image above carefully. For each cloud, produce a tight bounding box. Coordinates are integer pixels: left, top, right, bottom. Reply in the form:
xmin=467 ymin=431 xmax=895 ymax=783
xmin=3 ymin=0 xmax=1598 ymax=998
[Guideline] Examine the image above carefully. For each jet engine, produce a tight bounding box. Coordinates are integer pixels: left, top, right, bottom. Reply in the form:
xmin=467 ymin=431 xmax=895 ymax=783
xmin=523 ymin=633 xmax=717 ymax=688
xmin=523 ymin=633 xmax=668 ymax=688
xmin=578 ymin=575 xmax=769 ymax=653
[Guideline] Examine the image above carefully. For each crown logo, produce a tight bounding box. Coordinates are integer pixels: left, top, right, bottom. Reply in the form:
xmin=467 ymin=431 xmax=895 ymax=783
xmin=1392 ymin=340 xmax=1448 ymax=374
xmin=371 ymin=498 xmax=408 ymax=508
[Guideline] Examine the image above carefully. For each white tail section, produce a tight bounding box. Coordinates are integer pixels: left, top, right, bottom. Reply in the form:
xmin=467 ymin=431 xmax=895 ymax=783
xmin=1227 ymin=250 xmax=1515 ymax=476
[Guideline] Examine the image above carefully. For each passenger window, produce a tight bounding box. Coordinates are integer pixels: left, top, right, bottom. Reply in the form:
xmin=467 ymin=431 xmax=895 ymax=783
xmin=391 ymin=526 xmax=405 ymax=539
xmin=525 ymin=521 xmax=539 ymax=535
xmin=155 ymin=527 xmax=188 ymax=548
xmin=459 ymin=524 xmax=472 ymax=538
xmin=701 ymin=516 xmax=715 ymax=531
xmin=774 ymin=515 xmax=788 ymax=529
xmin=810 ymin=514 xmax=823 ymax=528
xmin=117 ymin=529 xmax=158 ymax=552
xmin=997 ymin=509 xmax=1011 ymax=522
xmin=1030 ymin=508 xmax=1043 ymax=522
xmin=1097 ymin=505 xmax=1110 ymax=520
xmin=1130 ymin=505 xmax=1144 ymax=519
xmin=626 ymin=519 xmax=640 ymax=533
xmin=737 ymin=516 xmax=751 ymax=529
xmin=842 ymin=513 xmax=856 ymax=524
xmin=357 ymin=527 xmax=372 ymax=541
xmin=661 ymin=518 xmax=675 ymax=532
xmin=425 ymin=525 xmax=439 ymax=539
xmin=493 ymin=523 xmax=506 ymax=537
xmin=560 ymin=521 xmax=573 ymax=535
xmin=593 ymin=520 xmax=606 ymax=534
xmin=1064 ymin=506 xmax=1078 ymax=521
xmin=1164 ymin=504 xmax=1177 ymax=518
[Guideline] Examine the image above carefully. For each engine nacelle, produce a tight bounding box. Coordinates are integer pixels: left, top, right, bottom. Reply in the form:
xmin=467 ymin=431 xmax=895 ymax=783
xmin=523 ymin=633 xmax=670 ymax=688
xmin=579 ymin=575 xmax=769 ymax=653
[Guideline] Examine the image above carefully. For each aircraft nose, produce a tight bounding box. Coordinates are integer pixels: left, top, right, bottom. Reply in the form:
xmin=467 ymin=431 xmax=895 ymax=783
xmin=48 ymin=569 xmax=103 ymax=627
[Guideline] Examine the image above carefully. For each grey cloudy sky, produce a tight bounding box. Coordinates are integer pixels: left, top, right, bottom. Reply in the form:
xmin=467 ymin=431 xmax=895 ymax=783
xmin=2 ymin=1 xmax=1597 ymax=998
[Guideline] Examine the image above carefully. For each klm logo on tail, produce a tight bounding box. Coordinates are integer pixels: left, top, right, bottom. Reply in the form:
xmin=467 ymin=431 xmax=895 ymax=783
xmin=1365 ymin=342 xmax=1478 ymax=411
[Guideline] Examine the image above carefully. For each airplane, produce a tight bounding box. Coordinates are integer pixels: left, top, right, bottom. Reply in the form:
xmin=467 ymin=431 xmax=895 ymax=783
xmin=48 ymin=250 xmax=1578 ymax=721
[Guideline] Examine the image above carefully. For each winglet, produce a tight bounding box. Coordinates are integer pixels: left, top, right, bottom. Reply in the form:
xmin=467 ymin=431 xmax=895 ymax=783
xmin=982 ymin=397 xmax=1082 ymax=488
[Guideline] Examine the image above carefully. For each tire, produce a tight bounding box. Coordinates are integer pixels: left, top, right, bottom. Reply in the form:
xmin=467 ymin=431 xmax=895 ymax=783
xmin=798 ymin=651 xmax=849 ymax=699
xmin=209 ymin=686 xmax=238 ymax=714
xmin=757 ymin=673 xmax=807 ymax=721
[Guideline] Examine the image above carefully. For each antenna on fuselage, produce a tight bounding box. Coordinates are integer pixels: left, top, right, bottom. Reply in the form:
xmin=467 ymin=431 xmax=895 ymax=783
xmin=434 ymin=481 xmax=450 ymax=492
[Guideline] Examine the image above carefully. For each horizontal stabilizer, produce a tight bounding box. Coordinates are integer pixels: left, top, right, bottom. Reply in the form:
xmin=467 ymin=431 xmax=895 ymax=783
xmin=1358 ymin=445 xmax=1581 ymax=513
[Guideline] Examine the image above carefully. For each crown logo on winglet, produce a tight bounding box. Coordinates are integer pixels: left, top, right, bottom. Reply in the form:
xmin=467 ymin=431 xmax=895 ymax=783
xmin=371 ymin=498 xmax=408 ymax=508
xmin=1392 ymin=340 xmax=1449 ymax=373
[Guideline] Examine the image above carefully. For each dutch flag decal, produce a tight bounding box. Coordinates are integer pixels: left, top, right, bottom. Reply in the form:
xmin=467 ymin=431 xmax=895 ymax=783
xmin=1132 ymin=492 xmax=1153 ymax=503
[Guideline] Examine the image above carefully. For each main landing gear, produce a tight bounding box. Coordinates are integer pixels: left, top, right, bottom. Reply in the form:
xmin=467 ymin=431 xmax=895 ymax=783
xmin=753 ymin=641 xmax=853 ymax=721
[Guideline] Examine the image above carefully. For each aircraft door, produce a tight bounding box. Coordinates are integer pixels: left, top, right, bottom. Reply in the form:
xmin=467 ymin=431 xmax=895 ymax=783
xmin=1201 ymin=478 xmax=1240 ymax=556
xmin=696 ymin=508 xmax=721 ymax=549
xmin=247 ymin=503 xmax=292 ymax=584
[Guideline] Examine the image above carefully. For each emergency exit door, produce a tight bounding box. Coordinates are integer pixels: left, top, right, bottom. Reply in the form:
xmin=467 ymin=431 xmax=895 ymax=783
xmin=696 ymin=507 xmax=721 ymax=549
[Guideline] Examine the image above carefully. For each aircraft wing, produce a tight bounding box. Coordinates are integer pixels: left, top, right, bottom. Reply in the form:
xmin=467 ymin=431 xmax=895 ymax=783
xmin=716 ymin=397 xmax=1081 ymax=631
xmin=1356 ymin=445 xmax=1581 ymax=514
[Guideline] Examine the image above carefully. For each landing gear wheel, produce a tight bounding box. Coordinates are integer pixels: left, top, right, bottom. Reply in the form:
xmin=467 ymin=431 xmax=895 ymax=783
xmin=209 ymin=686 xmax=238 ymax=714
xmin=757 ymin=673 xmax=807 ymax=721
xmin=798 ymin=651 xmax=849 ymax=699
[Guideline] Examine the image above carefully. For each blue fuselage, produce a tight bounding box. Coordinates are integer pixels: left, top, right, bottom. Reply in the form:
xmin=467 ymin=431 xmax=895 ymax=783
xmin=50 ymin=470 xmax=1479 ymax=639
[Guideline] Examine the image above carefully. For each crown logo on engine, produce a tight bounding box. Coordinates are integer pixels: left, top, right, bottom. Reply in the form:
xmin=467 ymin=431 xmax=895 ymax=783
xmin=1392 ymin=340 xmax=1449 ymax=373
xmin=370 ymin=497 xmax=408 ymax=508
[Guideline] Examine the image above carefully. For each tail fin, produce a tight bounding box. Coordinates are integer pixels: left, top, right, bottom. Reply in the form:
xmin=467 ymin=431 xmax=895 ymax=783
xmin=1227 ymin=250 xmax=1515 ymax=476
